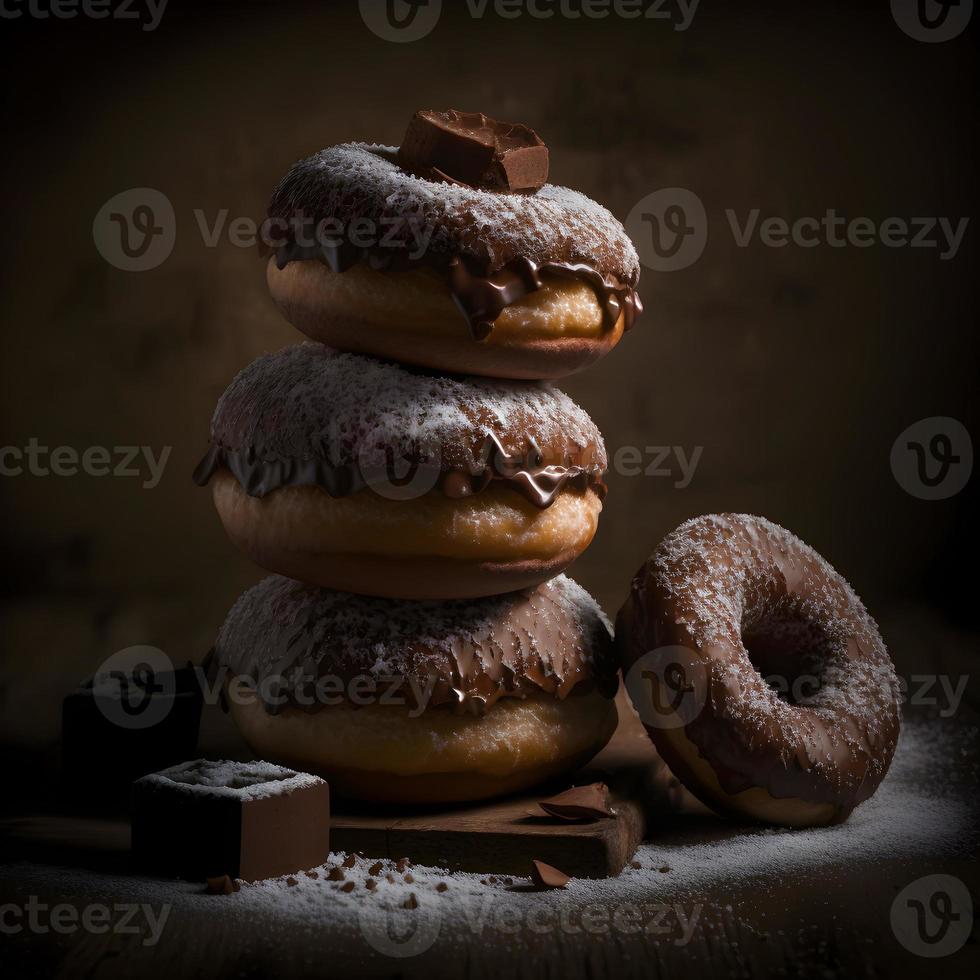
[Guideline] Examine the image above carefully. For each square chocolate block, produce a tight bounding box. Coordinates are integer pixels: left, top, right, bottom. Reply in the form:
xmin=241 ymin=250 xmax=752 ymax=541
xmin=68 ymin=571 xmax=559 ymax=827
xmin=62 ymin=664 xmax=203 ymax=808
xmin=131 ymin=760 xmax=330 ymax=881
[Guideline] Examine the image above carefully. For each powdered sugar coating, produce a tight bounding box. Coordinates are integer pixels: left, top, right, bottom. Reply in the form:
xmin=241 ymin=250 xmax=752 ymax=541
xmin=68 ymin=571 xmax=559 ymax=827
xmin=268 ymin=143 xmax=640 ymax=283
xmin=135 ymin=759 xmax=324 ymax=800
xmin=205 ymin=342 xmax=606 ymax=476
xmin=213 ymin=574 xmax=617 ymax=714
xmin=619 ymin=514 xmax=902 ymax=819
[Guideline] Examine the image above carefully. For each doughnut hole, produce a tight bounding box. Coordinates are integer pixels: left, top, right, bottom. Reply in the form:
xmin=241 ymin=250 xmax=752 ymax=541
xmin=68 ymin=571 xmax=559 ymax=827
xmin=741 ymin=601 xmax=839 ymax=707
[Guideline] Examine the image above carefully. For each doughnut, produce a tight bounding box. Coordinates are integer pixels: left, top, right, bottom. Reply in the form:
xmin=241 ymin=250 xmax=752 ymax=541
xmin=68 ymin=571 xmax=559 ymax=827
xmin=616 ymin=514 xmax=902 ymax=827
xmin=262 ymin=111 xmax=641 ymax=380
xmin=193 ymin=343 xmax=607 ymax=599
xmin=210 ymin=574 xmax=619 ymax=804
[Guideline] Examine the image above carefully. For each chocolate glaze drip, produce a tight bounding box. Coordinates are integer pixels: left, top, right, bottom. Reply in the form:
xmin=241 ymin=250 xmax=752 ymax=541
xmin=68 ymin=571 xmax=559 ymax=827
xmin=212 ymin=574 xmax=619 ymax=717
xmin=449 ymin=254 xmax=642 ymax=340
xmin=271 ymin=238 xmax=642 ymax=341
xmin=193 ymin=431 xmax=604 ymax=510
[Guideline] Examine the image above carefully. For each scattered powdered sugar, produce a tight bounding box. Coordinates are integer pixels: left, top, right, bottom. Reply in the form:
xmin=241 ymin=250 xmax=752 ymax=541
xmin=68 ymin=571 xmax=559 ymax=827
xmin=135 ymin=759 xmax=324 ymax=801
xmin=209 ymin=343 xmax=606 ymax=474
xmin=3 ymin=721 xmax=974 ymax=947
xmin=268 ymin=143 xmax=640 ymax=282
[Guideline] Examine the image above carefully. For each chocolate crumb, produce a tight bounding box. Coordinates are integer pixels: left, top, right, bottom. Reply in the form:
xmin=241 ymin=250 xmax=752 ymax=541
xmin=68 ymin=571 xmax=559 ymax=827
xmin=659 ymin=866 xmax=671 ymax=873
xmin=396 ymin=857 xmax=411 ymax=872
xmin=366 ymin=878 xmax=377 ymax=891
xmin=403 ymin=873 xmax=414 ymax=884
xmin=327 ymin=867 xmax=345 ymax=881
xmin=368 ymin=861 xmax=383 ymax=877
xmin=630 ymin=861 xmax=642 ymax=870
xmin=286 ymin=876 xmax=298 ymax=887
xmin=342 ymin=854 xmax=357 ymax=869
xmin=436 ymin=882 xmax=449 ymax=892
xmin=385 ymin=873 xmax=396 ymax=884
xmin=340 ymin=881 xmax=356 ymax=893
xmin=403 ymin=893 xmax=419 ymax=910
xmin=304 ymin=870 xmax=319 ymax=879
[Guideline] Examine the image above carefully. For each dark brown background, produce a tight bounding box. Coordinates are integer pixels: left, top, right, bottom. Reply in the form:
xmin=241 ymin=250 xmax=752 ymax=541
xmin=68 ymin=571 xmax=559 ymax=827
xmin=0 ymin=0 xmax=977 ymax=751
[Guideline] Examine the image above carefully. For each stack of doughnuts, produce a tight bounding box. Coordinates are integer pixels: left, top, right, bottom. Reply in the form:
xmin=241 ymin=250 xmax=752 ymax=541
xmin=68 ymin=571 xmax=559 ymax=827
xmin=196 ymin=110 xmax=641 ymax=803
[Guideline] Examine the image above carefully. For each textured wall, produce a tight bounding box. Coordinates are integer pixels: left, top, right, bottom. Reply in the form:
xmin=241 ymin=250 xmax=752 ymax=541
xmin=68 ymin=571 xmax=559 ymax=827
xmin=0 ymin=1 xmax=976 ymax=744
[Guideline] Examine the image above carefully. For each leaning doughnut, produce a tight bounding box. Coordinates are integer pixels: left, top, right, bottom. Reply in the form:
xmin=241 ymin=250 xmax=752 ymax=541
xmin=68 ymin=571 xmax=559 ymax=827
xmin=616 ymin=514 xmax=902 ymax=827
xmin=211 ymin=574 xmax=619 ymax=804
xmin=263 ymin=142 xmax=641 ymax=379
xmin=194 ymin=343 xmax=607 ymax=599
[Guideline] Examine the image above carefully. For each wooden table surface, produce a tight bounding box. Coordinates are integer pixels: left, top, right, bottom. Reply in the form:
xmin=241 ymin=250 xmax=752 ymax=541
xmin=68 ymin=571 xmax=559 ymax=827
xmin=2 ymin=704 xmax=978 ymax=980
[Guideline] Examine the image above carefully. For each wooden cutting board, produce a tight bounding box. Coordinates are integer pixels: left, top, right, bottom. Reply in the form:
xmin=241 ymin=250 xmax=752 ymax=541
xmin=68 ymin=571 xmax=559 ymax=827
xmin=330 ymin=694 xmax=679 ymax=879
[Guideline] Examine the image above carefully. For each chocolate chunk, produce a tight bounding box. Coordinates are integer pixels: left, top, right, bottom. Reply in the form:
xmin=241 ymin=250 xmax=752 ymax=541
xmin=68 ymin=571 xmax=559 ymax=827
xmin=340 ymin=881 xmax=355 ymax=893
xmin=538 ymin=782 xmax=614 ymax=821
xmin=403 ymin=893 xmax=419 ymax=910
xmin=368 ymin=861 xmax=383 ymax=876
xmin=365 ymin=878 xmax=377 ymax=891
xmin=131 ymin=760 xmax=329 ymax=882
xmin=342 ymin=854 xmax=357 ymax=869
xmin=328 ymin=867 xmax=345 ymax=881
xmin=530 ymin=860 xmax=570 ymax=890
xmin=397 ymin=110 xmax=549 ymax=194
xmin=206 ymin=874 xmax=239 ymax=895
xmin=436 ymin=882 xmax=449 ymax=893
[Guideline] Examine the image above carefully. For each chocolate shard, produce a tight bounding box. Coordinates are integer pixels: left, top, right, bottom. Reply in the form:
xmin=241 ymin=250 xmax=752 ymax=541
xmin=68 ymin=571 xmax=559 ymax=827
xmin=398 ymin=110 xmax=549 ymax=194
xmin=538 ymin=782 xmax=614 ymax=821
xmin=530 ymin=860 xmax=570 ymax=890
